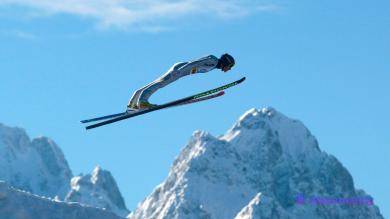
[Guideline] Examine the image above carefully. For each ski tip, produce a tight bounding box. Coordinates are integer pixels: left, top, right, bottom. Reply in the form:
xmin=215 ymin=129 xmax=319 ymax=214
xmin=85 ymin=125 xmax=94 ymax=130
xmin=234 ymin=77 xmax=245 ymax=85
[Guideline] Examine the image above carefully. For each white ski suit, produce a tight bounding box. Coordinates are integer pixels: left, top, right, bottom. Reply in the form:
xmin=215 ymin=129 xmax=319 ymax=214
xmin=128 ymin=55 xmax=219 ymax=108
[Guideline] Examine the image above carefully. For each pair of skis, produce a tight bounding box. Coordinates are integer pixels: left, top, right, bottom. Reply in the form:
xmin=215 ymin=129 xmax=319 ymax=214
xmin=81 ymin=77 xmax=245 ymax=130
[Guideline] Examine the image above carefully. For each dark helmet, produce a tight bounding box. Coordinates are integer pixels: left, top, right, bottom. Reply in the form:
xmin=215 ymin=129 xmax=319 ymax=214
xmin=219 ymin=53 xmax=235 ymax=68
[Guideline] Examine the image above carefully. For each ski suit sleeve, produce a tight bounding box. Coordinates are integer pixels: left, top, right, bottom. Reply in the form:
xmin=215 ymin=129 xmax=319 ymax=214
xmin=177 ymin=55 xmax=219 ymax=75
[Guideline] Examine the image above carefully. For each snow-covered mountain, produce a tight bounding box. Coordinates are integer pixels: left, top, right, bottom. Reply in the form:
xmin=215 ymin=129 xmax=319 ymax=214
xmin=0 ymin=180 xmax=122 ymax=219
xmin=0 ymin=123 xmax=72 ymax=198
xmin=0 ymin=123 xmax=129 ymax=218
xmin=129 ymin=107 xmax=383 ymax=219
xmin=0 ymin=106 xmax=384 ymax=219
xmin=65 ymin=166 xmax=130 ymax=217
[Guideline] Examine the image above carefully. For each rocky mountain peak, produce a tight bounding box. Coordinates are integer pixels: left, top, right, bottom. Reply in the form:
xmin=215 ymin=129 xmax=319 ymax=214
xmin=66 ymin=166 xmax=130 ymax=218
xmin=0 ymin=123 xmax=72 ymax=198
xmin=129 ymin=107 xmax=383 ymax=219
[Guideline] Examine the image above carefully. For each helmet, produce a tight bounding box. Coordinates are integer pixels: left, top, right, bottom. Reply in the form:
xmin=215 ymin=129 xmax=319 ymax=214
xmin=219 ymin=53 xmax=235 ymax=68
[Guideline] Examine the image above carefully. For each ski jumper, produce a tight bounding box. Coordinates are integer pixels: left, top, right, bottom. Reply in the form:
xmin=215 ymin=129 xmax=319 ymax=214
xmin=128 ymin=55 xmax=219 ymax=108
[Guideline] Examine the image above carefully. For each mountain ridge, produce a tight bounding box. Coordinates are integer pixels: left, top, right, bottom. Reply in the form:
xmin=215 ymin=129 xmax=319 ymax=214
xmin=0 ymin=123 xmax=129 ymax=217
xmin=129 ymin=107 xmax=383 ymax=219
xmin=0 ymin=106 xmax=384 ymax=219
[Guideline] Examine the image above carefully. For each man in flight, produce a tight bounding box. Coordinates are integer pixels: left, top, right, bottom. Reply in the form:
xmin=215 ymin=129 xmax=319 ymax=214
xmin=127 ymin=53 xmax=235 ymax=111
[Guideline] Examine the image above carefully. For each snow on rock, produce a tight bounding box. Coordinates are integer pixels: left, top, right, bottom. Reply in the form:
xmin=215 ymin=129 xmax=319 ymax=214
xmin=129 ymin=107 xmax=383 ymax=219
xmin=234 ymin=193 xmax=261 ymax=219
xmin=0 ymin=123 xmax=129 ymax=218
xmin=0 ymin=123 xmax=72 ymax=198
xmin=65 ymin=166 xmax=130 ymax=218
xmin=0 ymin=180 xmax=122 ymax=219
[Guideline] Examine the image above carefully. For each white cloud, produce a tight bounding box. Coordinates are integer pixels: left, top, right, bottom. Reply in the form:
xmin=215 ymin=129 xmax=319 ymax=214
xmin=0 ymin=0 xmax=279 ymax=31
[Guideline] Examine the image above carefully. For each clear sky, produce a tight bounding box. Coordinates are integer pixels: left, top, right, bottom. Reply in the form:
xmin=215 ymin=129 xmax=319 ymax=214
xmin=0 ymin=0 xmax=389 ymax=217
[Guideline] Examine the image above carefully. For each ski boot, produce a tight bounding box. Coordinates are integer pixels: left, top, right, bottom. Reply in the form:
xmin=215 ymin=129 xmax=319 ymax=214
xmin=137 ymin=101 xmax=158 ymax=110
xmin=127 ymin=101 xmax=140 ymax=113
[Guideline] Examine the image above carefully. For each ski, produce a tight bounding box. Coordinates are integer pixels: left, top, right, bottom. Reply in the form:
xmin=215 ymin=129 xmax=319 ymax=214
xmin=81 ymin=112 xmax=126 ymax=124
xmin=85 ymin=77 xmax=245 ymax=130
xmin=173 ymin=91 xmax=225 ymax=107
xmin=85 ymin=91 xmax=226 ymax=129
xmin=81 ymin=91 xmax=225 ymax=124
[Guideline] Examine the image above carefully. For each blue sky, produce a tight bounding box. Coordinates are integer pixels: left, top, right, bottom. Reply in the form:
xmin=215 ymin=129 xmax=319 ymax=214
xmin=0 ymin=0 xmax=389 ymax=217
